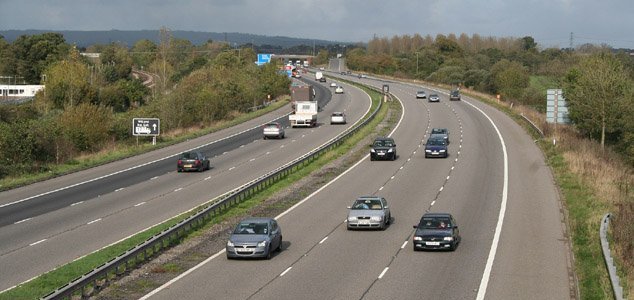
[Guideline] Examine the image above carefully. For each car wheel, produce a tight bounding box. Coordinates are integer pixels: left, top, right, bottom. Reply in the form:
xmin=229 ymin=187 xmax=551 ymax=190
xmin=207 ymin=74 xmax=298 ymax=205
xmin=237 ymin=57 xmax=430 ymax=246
xmin=281 ymin=134 xmax=285 ymax=139
xmin=266 ymin=248 xmax=272 ymax=260
xmin=263 ymin=136 xmax=267 ymax=140
xmin=386 ymin=214 xmax=391 ymax=225
xmin=277 ymin=237 xmax=283 ymax=252
xmin=177 ymin=168 xmax=182 ymax=172
xmin=370 ymin=156 xmax=375 ymax=161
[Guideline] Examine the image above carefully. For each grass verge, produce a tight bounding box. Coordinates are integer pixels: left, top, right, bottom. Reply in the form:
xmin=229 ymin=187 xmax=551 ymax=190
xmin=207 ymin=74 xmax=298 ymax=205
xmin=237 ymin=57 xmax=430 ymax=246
xmin=0 ymin=99 xmax=290 ymax=192
xmin=0 ymin=85 xmax=390 ymax=300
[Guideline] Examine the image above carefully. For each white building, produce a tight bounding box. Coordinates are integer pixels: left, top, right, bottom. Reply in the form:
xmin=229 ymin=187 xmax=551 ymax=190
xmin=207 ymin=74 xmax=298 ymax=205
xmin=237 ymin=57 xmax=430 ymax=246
xmin=0 ymin=84 xmax=45 ymax=99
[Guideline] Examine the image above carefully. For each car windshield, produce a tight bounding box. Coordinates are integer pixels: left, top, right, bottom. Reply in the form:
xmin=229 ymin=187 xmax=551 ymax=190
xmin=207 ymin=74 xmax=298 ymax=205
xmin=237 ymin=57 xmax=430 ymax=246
xmin=418 ymin=91 xmax=425 ymax=94
xmin=333 ymin=113 xmax=343 ymax=116
xmin=233 ymin=222 xmax=269 ymax=234
xmin=352 ymin=199 xmax=383 ymax=210
xmin=419 ymin=217 xmax=452 ymax=229
xmin=265 ymin=123 xmax=278 ymax=128
xmin=427 ymin=139 xmax=446 ymax=146
xmin=374 ymin=140 xmax=394 ymax=147
xmin=431 ymin=129 xmax=446 ymax=134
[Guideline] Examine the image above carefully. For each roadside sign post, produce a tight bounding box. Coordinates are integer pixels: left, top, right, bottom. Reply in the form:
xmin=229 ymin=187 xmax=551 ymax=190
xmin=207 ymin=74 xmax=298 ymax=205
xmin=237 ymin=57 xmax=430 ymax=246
xmin=132 ymin=118 xmax=160 ymax=145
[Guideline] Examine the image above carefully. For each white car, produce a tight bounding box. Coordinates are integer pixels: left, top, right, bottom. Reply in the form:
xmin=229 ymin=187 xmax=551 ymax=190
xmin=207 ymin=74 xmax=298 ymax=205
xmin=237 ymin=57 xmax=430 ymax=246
xmin=330 ymin=82 xmax=337 ymax=87
xmin=335 ymin=86 xmax=344 ymax=94
xmin=263 ymin=122 xmax=285 ymax=139
xmin=330 ymin=112 xmax=347 ymax=124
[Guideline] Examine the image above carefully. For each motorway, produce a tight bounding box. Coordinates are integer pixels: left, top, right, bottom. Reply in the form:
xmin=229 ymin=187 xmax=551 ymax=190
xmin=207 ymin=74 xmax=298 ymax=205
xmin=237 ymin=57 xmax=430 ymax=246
xmin=141 ymin=73 xmax=573 ymax=299
xmin=0 ymin=78 xmax=372 ymax=291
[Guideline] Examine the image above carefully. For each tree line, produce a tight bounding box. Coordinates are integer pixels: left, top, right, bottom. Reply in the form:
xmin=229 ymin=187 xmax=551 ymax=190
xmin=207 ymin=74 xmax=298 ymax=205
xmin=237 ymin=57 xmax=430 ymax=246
xmin=0 ymin=30 xmax=290 ymax=179
xmin=336 ymin=33 xmax=634 ymax=163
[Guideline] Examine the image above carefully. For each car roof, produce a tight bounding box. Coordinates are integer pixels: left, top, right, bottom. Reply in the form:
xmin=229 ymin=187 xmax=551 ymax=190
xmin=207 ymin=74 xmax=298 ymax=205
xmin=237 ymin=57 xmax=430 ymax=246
xmin=239 ymin=217 xmax=274 ymax=223
xmin=357 ymin=196 xmax=382 ymax=200
xmin=374 ymin=137 xmax=394 ymax=141
xmin=422 ymin=213 xmax=453 ymax=218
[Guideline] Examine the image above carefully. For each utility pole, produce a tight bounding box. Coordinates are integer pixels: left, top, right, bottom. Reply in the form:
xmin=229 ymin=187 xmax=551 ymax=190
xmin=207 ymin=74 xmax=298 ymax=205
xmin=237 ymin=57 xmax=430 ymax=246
xmin=569 ymin=32 xmax=574 ymax=51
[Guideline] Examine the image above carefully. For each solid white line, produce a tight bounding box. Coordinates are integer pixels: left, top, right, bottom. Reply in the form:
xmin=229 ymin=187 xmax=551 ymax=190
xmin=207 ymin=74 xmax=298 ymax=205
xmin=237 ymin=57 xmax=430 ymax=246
xmin=174 ymin=188 xmax=182 ymax=192
xmin=139 ymin=249 xmax=227 ymax=300
xmin=134 ymin=202 xmax=146 ymax=207
xmin=463 ymin=100 xmax=509 ymax=300
xmin=280 ymin=267 xmax=293 ymax=277
xmin=115 ymin=188 xmax=124 ymax=192
xmin=378 ymin=267 xmax=389 ymax=279
xmin=29 ymin=239 xmax=46 ymax=246
xmin=15 ymin=218 xmax=32 ymax=224
xmin=401 ymin=241 xmax=408 ymax=249
xmin=0 ymin=112 xmax=294 ymax=210
xmin=87 ymin=218 xmax=102 ymax=225
xmin=319 ymin=236 xmax=328 ymax=244
xmin=150 ymin=176 xmax=159 ymax=180
xmin=70 ymin=201 xmax=84 ymax=207
xmin=141 ymin=84 xmax=390 ymax=299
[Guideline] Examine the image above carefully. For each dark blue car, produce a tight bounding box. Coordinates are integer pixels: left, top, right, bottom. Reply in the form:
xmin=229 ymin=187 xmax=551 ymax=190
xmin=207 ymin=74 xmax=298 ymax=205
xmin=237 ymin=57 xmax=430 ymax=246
xmin=424 ymin=137 xmax=448 ymax=158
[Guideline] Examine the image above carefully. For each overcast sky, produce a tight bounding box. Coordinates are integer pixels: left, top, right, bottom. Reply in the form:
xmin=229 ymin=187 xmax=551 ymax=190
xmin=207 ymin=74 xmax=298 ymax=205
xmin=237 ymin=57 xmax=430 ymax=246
xmin=1 ymin=0 xmax=633 ymax=49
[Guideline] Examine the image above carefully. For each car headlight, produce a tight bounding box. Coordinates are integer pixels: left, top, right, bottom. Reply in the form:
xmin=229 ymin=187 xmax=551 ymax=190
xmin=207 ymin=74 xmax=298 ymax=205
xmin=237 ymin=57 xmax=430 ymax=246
xmin=439 ymin=150 xmax=446 ymax=152
xmin=348 ymin=216 xmax=357 ymax=221
xmin=257 ymin=241 xmax=267 ymax=247
xmin=443 ymin=236 xmax=454 ymax=241
xmin=370 ymin=149 xmax=375 ymax=153
xmin=370 ymin=216 xmax=382 ymax=222
xmin=413 ymin=236 xmax=422 ymax=241
xmin=387 ymin=148 xmax=393 ymax=153
xmin=425 ymin=149 xmax=431 ymax=153
xmin=227 ymin=240 xmax=234 ymax=247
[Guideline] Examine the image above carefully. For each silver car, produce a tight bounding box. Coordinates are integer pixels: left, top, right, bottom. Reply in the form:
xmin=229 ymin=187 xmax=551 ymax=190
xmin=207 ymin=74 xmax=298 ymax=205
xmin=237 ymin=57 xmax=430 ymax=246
xmin=263 ymin=122 xmax=285 ymax=139
xmin=428 ymin=94 xmax=440 ymax=102
xmin=416 ymin=90 xmax=427 ymax=99
xmin=430 ymin=128 xmax=449 ymax=144
xmin=347 ymin=196 xmax=391 ymax=230
xmin=226 ymin=217 xmax=282 ymax=259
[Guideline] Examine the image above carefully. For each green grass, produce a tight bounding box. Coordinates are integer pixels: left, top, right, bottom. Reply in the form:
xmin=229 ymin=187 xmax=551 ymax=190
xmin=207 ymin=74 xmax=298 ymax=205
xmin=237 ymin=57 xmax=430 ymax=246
xmin=543 ymin=143 xmax=612 ymax=299
xmin=0 ymin=99 xmax=290 ymax=192
xmin=0 ymin=85 xmax=389 ymax=300
xmin=529 ymin=75 xmax=559 ymax=92
xmin=464 ymin=86 xmax=614 ymax=299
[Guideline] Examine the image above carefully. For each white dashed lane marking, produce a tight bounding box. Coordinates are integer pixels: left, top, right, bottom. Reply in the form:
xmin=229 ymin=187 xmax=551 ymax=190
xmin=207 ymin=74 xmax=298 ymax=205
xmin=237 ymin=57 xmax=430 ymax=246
xmin=87 ymin=218 xmax=102 ymax=225
xmin=134 ymin=202 xmax=146 ymax=207
xmin=14 ymin=218 xmax=31 ymax=224
xmin=29 ymin=239 xmax=46 ymax=246
xmin=70 ymin=201 xmax=83 ymax=207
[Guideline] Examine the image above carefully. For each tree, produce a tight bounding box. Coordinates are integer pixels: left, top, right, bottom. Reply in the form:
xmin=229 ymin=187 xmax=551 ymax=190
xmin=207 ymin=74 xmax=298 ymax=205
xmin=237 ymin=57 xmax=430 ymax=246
xmin=44 ymin=49 xmax=94 ymax=108
xmin=563 ymin=53 xmax=633 ymax=150
xmin=490 ymin=59 xmax=529 ymax=100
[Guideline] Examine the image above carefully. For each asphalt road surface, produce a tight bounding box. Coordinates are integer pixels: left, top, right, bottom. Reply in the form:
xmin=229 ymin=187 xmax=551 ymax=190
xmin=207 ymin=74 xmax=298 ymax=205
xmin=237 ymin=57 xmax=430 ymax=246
xmin=0 ymin=78 xmax=372 ymax=291
xmin=141 ymin=74 xmax=573 ymax=300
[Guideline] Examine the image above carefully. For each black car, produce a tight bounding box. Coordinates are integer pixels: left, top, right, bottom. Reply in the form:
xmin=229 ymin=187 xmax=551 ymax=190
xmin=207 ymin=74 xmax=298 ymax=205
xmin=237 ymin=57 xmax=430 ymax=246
xmin=424 ymin=137 xmax=448 ymax=158
xmin=413 ymin=213 xmax=461 ymax=251
xmin=449 ymin=90 xmax=461 ymax=101
xmin=370 ymin=137 xmax=396 ymax=161
xmin=177 ymin=151 xmax=211 ymax=172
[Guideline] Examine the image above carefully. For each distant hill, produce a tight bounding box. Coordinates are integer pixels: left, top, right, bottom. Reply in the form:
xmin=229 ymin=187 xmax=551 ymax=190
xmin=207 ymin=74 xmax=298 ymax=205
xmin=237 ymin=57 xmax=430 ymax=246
xmin=0 ymin=30 xmax=344 ymax=49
